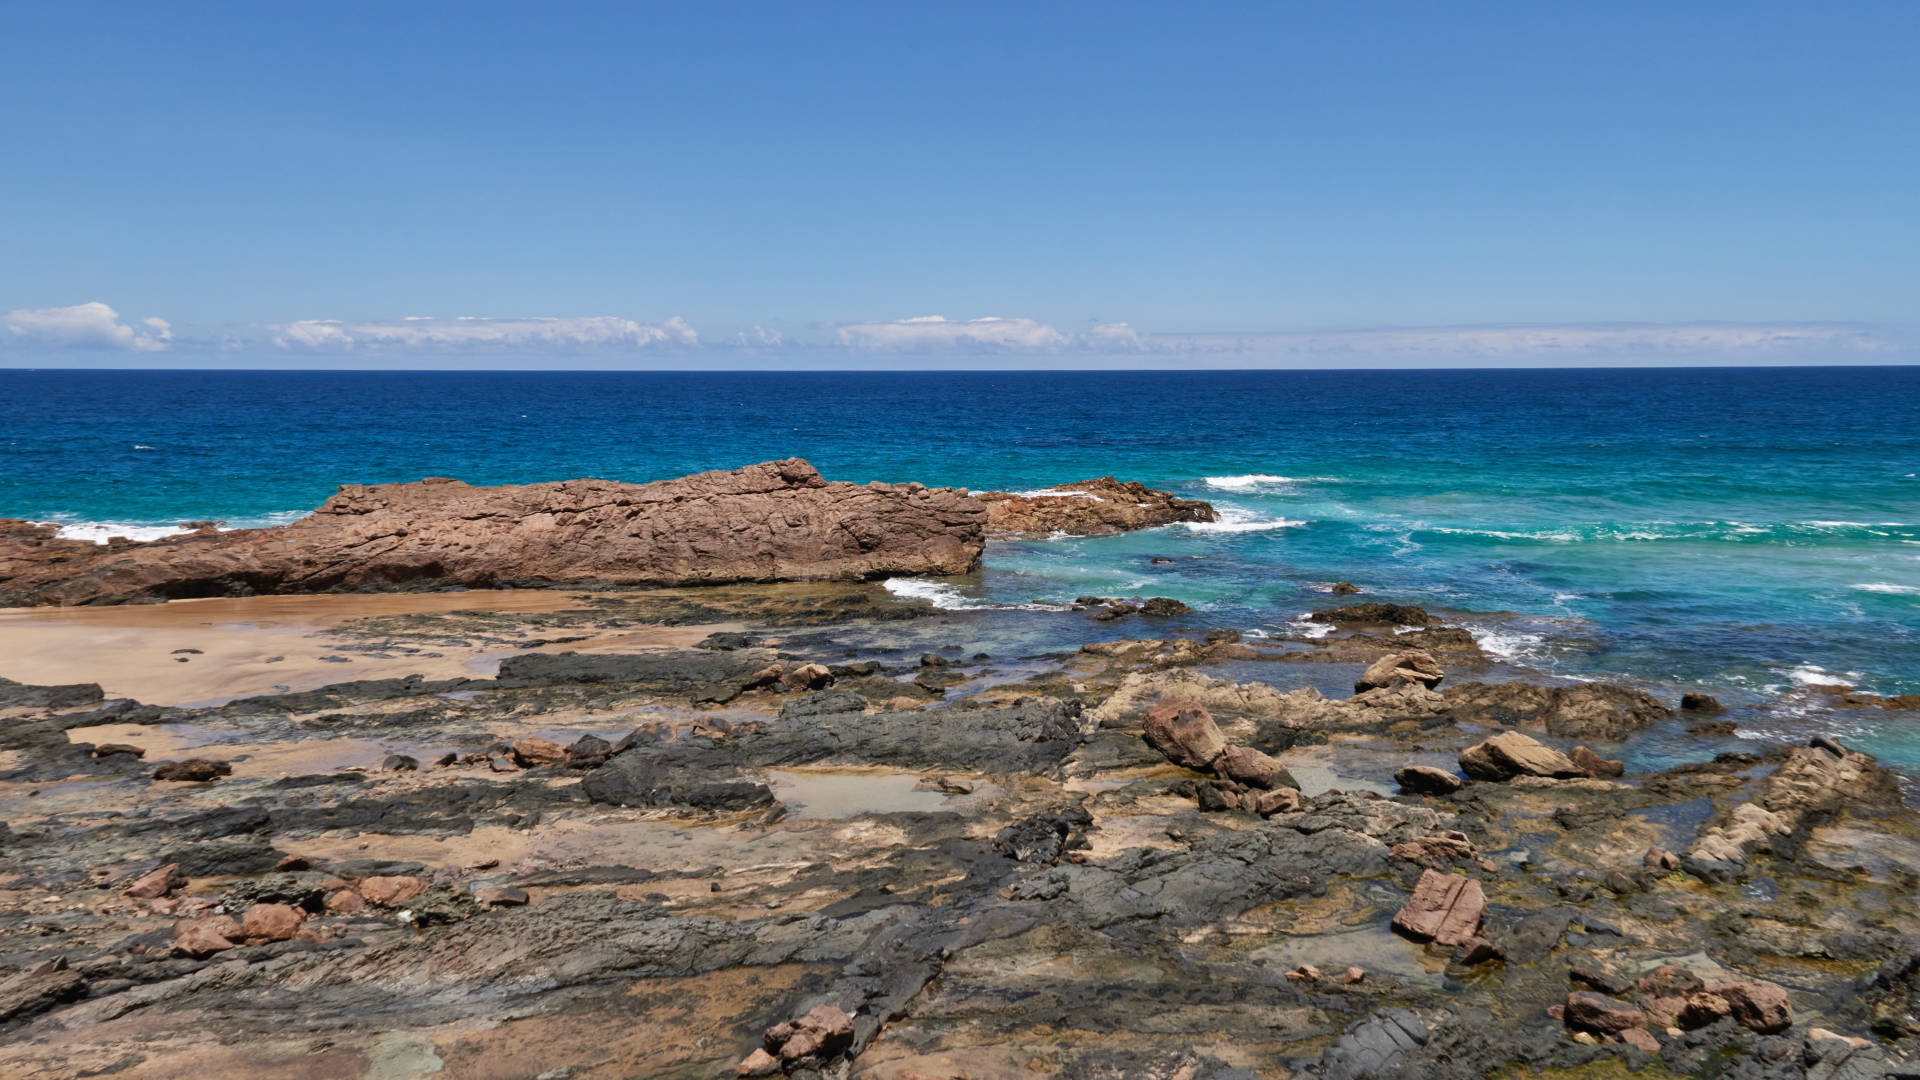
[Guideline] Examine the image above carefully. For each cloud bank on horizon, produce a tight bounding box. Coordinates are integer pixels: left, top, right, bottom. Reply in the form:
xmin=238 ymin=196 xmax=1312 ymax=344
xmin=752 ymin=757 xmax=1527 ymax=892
xmin=1 ymin=301 xmax=1909 ymax=365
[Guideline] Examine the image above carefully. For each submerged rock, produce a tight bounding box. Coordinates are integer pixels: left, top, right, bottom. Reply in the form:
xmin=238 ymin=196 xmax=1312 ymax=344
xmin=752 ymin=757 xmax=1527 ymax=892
xmin=979 ymin=478 xmax=1216 ymax=537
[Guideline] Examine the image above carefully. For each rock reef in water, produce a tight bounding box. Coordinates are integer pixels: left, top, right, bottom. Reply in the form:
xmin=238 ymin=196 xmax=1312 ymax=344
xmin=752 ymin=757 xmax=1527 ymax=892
xmin=0 ymin=459 xmax=986 ymax=606
xmin=0 ymin=463 xmax=1220 ymax=607
xmin=978 ymin=477 xmax=1216 ymax=537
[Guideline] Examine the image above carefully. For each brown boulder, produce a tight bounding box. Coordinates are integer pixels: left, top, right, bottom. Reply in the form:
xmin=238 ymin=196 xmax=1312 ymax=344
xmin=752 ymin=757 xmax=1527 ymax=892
xmin=979 ymin=478 xmax=1216 ymax=538
xmin=509 ymin=737 xmax=568 ymax=767
xmin=765 ymin=1003 xmax=856 ymax=1065
xmin=780 ymin=663 xmax=834 ymax=692
xmin=1565 ymin=991 xmax=1648 ymax=1036
xmin=325 ymin=889 xmax=368 ymax=914
xmin=1458 ymin=731 xmax=1585 ymax=781
xmin=1707 ymin=981 xmax=1792 ymax=1035
xmin=1143 ymin=700 xmax=1227 ymax=770
xmin=240 ymin=902 xmax=303 ymax=943
xmin=91 ymin=742 xmax=146 ymax=758
xmin=1395 ymin=765 xmax=1463 ymax=795
xmin=358 ymin=875 xmax=428 ymax=907
xmin=0 ymin=460 xmax=988 ymax=607
xmin=1214 ymin=744 xmax=1294 ymax=790
xmin=1355 ymin=650 xmax=1445 ymax=693
xmin=736 ymin=1048 xmax=781 ymax=1077
xmin=123 ymin=862 xmax=184 ymax=899
xmin=1250 ymin=787 xmax=1302 ymax=816
xmin=1391 ymin=868 xmax=1486 ymax=946
xmin=1569 ymin=745 xmax=1625 ymax=778
xmin=172 ymin=914 xmax=242 ymax=958
xmin=152 ymin=759 xmax=232 ymax=782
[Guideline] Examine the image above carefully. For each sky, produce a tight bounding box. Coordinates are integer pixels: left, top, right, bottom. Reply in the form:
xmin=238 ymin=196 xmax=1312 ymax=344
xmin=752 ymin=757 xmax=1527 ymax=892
xmin=2 ymin=2 xmax=1915 ymax=369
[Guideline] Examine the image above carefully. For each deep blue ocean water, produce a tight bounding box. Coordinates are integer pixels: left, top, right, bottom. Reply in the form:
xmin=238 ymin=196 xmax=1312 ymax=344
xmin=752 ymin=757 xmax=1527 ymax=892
xmin=4 ymin=367 xmax=1918 ymax=761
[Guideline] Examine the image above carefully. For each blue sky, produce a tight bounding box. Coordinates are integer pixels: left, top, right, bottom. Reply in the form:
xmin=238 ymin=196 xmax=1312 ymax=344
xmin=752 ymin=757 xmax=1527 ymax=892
xmin=2 ymin=3 xmax=1915 ymax=368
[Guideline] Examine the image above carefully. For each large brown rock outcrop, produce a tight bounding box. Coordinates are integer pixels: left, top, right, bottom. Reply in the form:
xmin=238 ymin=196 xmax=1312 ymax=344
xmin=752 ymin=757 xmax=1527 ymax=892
xmin=0 ymin=459 xmax=987 ymax=607
xmin=978 ymin=478 xmax=1215 ymax=537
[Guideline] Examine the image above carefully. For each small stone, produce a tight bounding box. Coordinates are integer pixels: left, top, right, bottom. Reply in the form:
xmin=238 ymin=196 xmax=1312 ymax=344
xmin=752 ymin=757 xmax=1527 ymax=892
xmin=476 ymin=886 xmax=530 ymax=907
xmin=152 ymin=758 xmax=232 ymax=782
xmin=91 ymin=743 xmax=146 ymax=758
xmin=1284 ymin=964 xmax=1323 ymax=983
xmin=1343 ymin=967 xmax=1366 ymax=984
xmin=1355 ymin=650 xmax=1445 ymax=693
xmin=240 ymin=902 xmax=303 ymax=943
xmin=433 ymin=752 xmax=459 ymax=767
xmin=736 ymin=1048 xmax=781 ymax=1077
xmin=1643 ymin=846 xmax=1682 ymax=871
xmin=1251 ymin=787 xmax=1302 ymax=817
xmin=780 ymin=663 xmax=834 ymax=691
xmin=1394 ymin=766 xmax=1463 ymax=796
xmin=122 ymin=863 xmax=184 ymax=900
xmin=357 ymin=875 xmax=427 ymax=907
xmin=1569 ymin=745 xmax=1624 ymax=778
xmin=1677 ymin=991 xmax=1732 ymax=1031
xmin=172 ymin=914 xmax=242 ymax=957
xmin=381 ymin=754 xmax=419 ymax=772
xmin=1564 ymin=991 xmax=1647 ymax=1036
xmin=1618 ymin=1027 xmax=1660 ymax=1053
xmin=1706 ymin=980 xmax=1792 ymax=1034
xmin=509 ymin=738 xmax=568 ymax=767
xmin=1455 ymin=936 xmax=1503 ymax=965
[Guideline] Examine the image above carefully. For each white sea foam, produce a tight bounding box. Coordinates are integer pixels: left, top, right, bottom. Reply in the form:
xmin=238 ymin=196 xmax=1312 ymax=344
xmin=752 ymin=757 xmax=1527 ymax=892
xmin=44 ymin=510 xmax=305 ymax=545
xmin=1180 ymin=506 xmax=1304 ymax=533
xmin=1012 ymin=489 xmax=1100 ymax=500
xmin=1778 ymin=663 xmax=1860 ymax=688
xmin=132 ymin=444 xmax=155 ymax=451
xmin=51 ymin=522 xmax=196 ymax=544
xmin=1202 ymin=474 xmax=1322 ymax=491
xmin=1463 ymin=624 xmax=1546 ymax=660
xmin=881 ymin=578 xmax=1071 ymax=612
xmin=1285 ymin=617 xmax=1333 ymax=639
xmin=1428 ymin=526 xmax=1580 ymax=543
xmin=1852 ymin=582 xmax=1920 ymax=596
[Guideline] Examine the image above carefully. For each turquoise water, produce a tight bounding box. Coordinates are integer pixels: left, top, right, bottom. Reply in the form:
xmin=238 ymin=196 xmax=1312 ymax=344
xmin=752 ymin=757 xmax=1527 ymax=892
xmin=4 ymin=367 xmax=1917 ymax=759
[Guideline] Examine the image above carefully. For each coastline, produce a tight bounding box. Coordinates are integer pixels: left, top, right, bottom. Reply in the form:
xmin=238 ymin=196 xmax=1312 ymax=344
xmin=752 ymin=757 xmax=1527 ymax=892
xmin=4 ymin=563 xmax=1919 ymax=1076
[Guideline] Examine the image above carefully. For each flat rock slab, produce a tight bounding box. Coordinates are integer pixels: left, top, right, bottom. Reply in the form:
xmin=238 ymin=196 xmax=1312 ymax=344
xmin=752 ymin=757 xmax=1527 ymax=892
xmin=1391 ymin=868 xmax=1485 ymax=946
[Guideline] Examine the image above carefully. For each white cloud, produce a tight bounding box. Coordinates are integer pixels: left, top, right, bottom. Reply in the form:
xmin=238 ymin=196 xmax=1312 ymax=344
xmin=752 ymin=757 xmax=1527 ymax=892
xmin=837 ymin=315 xmax=1069 ymax=350
xmin=4 ymin=302 xmax=172 ymax=351
xmin=733 ymin=325 xmax=784 ymax=347
xmin=272 ymin=314 xmax=699 ymax=350
xmin=1139 ymin=323 xmax=1895 ymax=357
xmin=1085 ymin=322 xmax=1147 ymax=349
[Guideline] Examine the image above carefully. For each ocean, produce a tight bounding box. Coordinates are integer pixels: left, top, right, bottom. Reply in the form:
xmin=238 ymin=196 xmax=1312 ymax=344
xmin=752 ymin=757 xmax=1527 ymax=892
xmin=5 ymin=366 xmax=1918 ymax=765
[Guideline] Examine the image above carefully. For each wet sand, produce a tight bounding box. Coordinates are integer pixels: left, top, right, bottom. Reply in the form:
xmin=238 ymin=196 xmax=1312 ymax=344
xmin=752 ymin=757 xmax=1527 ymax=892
xmin=0 ymin=590 xmax=731 ymax=706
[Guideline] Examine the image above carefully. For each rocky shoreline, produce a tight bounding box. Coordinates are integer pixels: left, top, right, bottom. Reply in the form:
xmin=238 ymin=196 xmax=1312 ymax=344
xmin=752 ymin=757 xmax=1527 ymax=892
xmin=3 ymin=478 xmax=1919 ymax=1078
xmin=0 ymin=462 xmax=1215 ymax=608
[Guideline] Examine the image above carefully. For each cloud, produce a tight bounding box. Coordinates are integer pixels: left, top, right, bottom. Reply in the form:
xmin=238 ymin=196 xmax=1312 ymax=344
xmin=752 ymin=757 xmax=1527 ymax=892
xmin=837 ymin=315 xmax=1069 ymax=350
xmin=733 ymin=325 xmax=784 ymax=347
xmin=4 ymin=302 xmax=172 ymax=351
xmin=272 ymin=315 xmax=699 ymax=350
xmin=1137 ymin=323 xmax=1896 ymax=357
